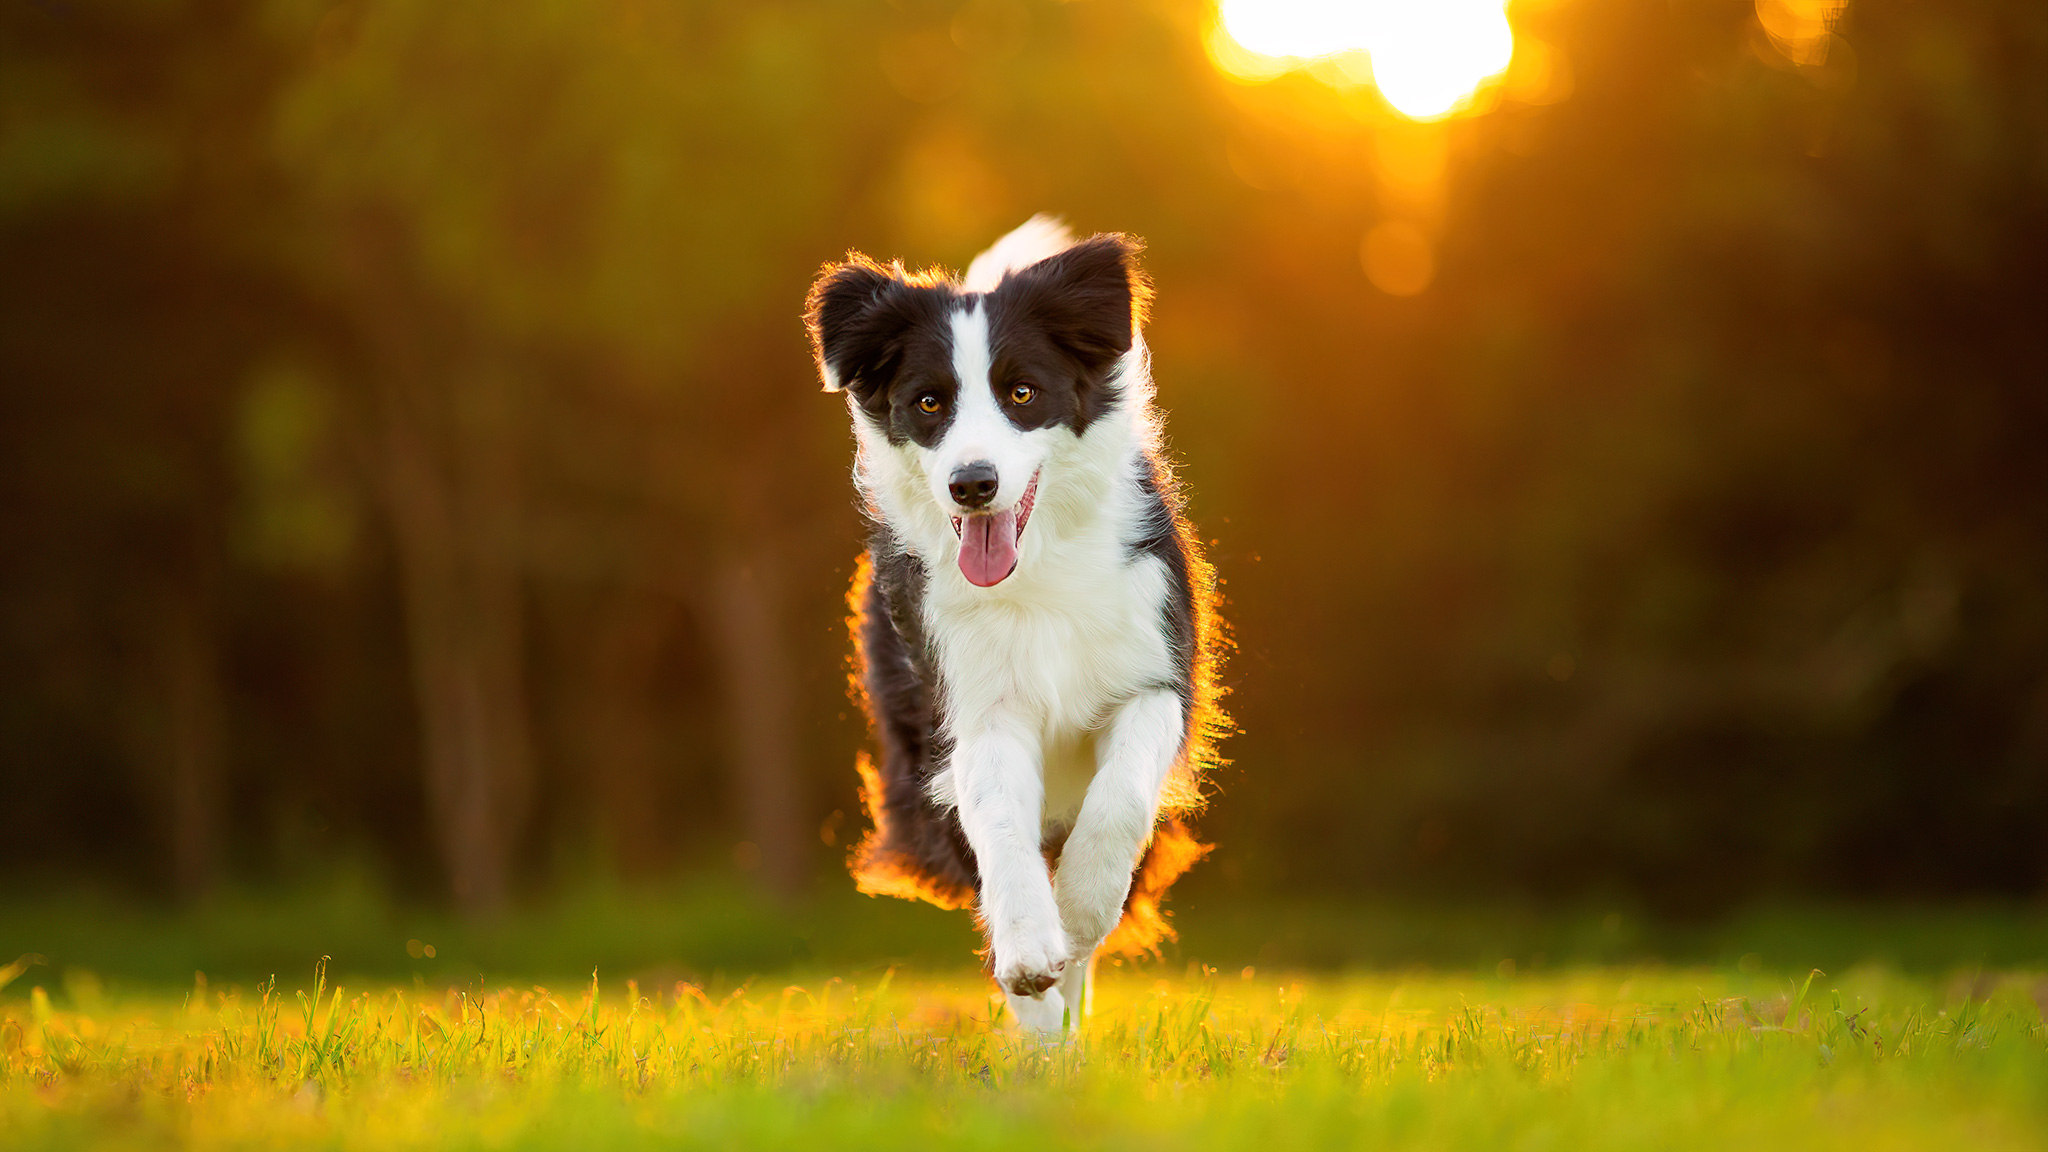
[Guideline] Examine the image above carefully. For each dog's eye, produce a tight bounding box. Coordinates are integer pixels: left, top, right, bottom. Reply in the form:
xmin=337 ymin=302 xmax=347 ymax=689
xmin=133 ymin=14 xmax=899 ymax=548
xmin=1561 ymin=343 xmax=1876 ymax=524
xmin=1008 ymin=383 xmax=1037 ymax=405
xmin=916 ymin=394 xmax=942 ymax=414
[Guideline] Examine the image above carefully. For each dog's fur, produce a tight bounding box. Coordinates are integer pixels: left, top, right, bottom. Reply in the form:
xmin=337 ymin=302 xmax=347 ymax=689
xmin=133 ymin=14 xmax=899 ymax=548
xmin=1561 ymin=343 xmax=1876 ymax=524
xmin=805 ymin=217 xmax=1227 ymax=1034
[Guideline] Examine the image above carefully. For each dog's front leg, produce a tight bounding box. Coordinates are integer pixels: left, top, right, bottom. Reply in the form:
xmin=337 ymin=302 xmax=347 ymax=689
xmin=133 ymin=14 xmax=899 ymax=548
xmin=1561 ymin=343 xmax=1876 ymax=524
xmin=952 ymin=713 xmax=1068 ymax=1031
xmin=1054 ymin=690 xmax=1184 ymax=981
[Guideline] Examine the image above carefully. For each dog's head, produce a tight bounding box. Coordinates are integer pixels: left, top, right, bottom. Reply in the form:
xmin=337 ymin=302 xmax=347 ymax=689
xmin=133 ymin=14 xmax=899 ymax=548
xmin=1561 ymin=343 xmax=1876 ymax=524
xmin=805 ymin=233 xmax=1150 ymax=587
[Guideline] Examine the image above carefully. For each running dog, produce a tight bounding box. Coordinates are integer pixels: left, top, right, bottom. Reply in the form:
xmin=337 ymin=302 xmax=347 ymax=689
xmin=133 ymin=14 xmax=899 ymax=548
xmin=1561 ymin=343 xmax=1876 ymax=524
xmin=805 ymin=217 xmax=1227 ymax=1034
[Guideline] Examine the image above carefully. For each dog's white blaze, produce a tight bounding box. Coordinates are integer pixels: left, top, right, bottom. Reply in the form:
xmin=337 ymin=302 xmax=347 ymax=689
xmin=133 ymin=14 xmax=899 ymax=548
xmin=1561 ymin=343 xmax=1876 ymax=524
xmin=931 ymin=302 xmax=1051 ymax=518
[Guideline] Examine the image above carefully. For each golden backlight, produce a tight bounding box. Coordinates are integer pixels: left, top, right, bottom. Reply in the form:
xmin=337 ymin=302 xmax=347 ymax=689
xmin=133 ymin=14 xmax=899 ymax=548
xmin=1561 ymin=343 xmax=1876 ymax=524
xmin=1215 ymin=0 xmax=1516 ymax=120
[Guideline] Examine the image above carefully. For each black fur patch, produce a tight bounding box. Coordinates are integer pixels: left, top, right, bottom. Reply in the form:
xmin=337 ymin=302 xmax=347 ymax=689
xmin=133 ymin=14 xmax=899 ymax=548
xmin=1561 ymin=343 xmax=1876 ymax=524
xmin=856 ymin=531 xmax=981 ymax=896
xmin=984 ymin=234 xmax=1152 ymax=436
xmin=1127 ymin=454 xmax=1198 ymax=716
xmin=804 ymin=257 xmax=961 ymax=447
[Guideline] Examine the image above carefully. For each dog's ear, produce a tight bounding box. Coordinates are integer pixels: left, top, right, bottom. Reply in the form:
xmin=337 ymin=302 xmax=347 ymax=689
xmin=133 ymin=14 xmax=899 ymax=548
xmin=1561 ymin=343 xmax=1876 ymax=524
xmin=1000 ymin=233 xmax=1152 ymax=376
xmin=806 ymin=254 xmax=926 ymax=398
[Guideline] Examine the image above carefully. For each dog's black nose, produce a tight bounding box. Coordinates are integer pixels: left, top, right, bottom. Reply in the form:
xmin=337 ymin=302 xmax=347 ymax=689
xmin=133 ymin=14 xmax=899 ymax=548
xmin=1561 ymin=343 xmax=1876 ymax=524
xmin=948 ymin=462 xmax=999 ymax=510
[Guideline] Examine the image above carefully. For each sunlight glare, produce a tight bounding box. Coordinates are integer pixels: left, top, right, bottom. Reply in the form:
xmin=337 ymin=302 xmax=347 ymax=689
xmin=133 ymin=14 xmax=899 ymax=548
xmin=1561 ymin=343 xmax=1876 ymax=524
xmin=1216 ymin=0 xmax=1518 ymax=120
xmin=1366 ymin=3 xmax=1516 ymax=119
xmin=1216 ymin=0 xmax=1370 ymax=61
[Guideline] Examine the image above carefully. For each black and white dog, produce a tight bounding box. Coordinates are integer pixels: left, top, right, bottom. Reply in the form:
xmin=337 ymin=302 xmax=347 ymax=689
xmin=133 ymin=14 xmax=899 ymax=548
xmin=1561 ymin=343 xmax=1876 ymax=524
xmin=806 ymin=217 xmax=1226 ymax=1035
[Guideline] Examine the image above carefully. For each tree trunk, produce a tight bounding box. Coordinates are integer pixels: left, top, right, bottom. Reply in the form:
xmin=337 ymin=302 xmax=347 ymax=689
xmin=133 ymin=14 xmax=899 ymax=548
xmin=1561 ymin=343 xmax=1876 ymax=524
xmin=155 ymin=593 xmax=223 ymax=897
xmin=344 ymin=214 xmax=534 ymax=914
xmin=575 ymin=588 xmax=678 ymax=876
xmin=376 ymin=357 xmax=532 ymax=913
xmin=710 ymin=550 xmax=806 ymax=896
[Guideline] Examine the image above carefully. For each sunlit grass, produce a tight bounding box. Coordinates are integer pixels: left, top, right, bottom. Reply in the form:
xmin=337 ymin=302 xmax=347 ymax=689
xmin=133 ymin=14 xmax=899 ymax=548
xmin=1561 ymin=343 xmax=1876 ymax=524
xmin=6 ymin=960 xmax=2046 ymax=1149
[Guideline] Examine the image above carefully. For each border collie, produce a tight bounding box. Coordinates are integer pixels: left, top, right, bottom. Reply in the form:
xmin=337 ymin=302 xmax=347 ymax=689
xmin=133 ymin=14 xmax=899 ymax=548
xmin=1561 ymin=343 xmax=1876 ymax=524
xmin=805 ymin=217 xmax=1228 ymax=1035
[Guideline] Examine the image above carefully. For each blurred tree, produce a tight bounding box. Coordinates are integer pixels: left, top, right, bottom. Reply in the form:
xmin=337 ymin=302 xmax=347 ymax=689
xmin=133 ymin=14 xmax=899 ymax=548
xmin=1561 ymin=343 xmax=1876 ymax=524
xmin=2 ymin=0 xmax=2044 ymax=911
xmin=0 ymin=0 xmax=301 ymax=895
xmin=265 ymin=0 xmax=914 ymax=901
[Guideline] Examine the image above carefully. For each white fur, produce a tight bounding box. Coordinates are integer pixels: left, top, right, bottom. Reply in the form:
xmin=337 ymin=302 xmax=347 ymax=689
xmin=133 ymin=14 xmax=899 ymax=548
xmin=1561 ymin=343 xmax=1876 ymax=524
xmin=963 ymin=214 xmax=1074 ymax=292
xmin=847 ymin=221 xmax=1184 ymax=1036
xmin=1053 ymin=688 xmax=1183 ymax=951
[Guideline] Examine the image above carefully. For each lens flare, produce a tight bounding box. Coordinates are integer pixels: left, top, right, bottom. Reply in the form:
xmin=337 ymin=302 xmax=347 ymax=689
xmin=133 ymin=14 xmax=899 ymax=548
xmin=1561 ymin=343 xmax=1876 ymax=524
xmin=1215 ymin=0 xmax=1518 ymax=120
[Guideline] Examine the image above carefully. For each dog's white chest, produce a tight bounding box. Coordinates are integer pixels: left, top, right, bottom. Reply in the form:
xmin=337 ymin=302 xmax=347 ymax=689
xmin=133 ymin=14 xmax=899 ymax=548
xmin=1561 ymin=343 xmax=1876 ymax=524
xmin=927 ymin=550 xmax=1173 ymax=743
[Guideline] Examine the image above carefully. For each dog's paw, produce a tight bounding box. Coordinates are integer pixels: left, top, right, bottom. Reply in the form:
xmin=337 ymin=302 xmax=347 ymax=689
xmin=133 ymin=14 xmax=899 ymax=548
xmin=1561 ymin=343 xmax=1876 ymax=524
xmin=1006 ymin=986 xmax=1069 ymax=1037
xmin=997 ymin=954 xmax=1067 ymax=998
xmin=994 ymin=922 xmax=1069 ymax=999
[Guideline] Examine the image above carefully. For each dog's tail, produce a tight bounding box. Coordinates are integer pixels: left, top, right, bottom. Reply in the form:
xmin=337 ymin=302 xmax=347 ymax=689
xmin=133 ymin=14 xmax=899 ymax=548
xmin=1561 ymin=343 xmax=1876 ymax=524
xmin=962 ymin=214 xmax=1074 ymax=291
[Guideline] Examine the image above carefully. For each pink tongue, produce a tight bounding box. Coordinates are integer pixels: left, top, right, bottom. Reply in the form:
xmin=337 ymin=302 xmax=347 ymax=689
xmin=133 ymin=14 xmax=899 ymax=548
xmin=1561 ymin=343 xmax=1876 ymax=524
xmin=958 ymin=509 xmax=1019 ymax=587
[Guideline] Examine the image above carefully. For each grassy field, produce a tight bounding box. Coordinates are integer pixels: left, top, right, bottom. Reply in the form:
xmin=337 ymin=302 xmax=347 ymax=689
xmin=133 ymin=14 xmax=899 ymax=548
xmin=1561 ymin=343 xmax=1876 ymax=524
xmin=6 ymin=952 xmax=2047 ymax=1150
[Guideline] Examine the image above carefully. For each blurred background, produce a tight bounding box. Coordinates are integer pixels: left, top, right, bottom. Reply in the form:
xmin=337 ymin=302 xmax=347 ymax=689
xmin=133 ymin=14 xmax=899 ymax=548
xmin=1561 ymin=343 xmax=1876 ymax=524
xmin=4 ymin=0 xmax=2046 ymax=973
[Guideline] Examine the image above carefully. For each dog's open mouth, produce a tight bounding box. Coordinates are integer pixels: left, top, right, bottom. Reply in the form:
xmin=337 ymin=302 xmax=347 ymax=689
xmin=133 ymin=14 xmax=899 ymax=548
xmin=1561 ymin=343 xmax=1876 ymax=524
xmin=951 ymin=471 xmax=1038 ymax=587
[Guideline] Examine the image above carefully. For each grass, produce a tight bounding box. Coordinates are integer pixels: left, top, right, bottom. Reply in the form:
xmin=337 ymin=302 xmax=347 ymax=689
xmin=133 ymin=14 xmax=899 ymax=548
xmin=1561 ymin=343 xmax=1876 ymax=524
xmin=5 ymin=954 xmax=2048 ymax=1149
xmin=6 ymin=884 xmax=2048 ymax=1147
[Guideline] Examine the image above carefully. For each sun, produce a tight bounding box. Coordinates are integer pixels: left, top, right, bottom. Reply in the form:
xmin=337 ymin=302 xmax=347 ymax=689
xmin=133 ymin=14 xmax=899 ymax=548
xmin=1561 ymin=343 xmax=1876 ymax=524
xmin=1215 ymin=0 xmax=1371 ymax=61
xmin=1215 ymin=0 xmax=1517 ymax=121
